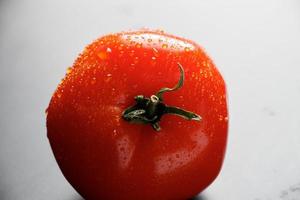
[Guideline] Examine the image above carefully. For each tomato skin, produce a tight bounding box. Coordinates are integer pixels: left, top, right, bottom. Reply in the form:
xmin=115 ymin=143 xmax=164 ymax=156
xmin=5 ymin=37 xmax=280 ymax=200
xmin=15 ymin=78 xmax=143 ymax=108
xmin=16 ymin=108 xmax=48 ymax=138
xmin=47 ymin=30 xmax=228 ymax=200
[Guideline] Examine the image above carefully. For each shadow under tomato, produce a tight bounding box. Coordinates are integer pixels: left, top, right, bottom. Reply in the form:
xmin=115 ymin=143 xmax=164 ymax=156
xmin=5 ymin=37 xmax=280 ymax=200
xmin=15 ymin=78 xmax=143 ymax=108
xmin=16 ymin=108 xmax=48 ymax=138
xmin=188 ymin=194 xmax=209 ymax=200
xmin=67 ymin=193 xmax=208 ymax=200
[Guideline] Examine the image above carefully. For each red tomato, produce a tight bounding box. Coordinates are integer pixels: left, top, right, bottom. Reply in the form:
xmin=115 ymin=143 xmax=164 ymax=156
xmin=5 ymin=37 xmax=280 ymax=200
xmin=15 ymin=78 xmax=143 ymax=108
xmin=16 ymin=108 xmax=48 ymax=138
xmin=46 ymin=30 xmax=228 ymax=200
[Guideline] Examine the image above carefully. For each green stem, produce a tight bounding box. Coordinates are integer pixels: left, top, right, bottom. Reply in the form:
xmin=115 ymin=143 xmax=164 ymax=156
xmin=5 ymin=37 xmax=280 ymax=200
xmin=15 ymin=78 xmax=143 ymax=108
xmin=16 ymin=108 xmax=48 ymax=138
xmin=156 ymin=63 xmax=184 ymax=100
xmin=122 ymin=63 xmax=201 ymax=131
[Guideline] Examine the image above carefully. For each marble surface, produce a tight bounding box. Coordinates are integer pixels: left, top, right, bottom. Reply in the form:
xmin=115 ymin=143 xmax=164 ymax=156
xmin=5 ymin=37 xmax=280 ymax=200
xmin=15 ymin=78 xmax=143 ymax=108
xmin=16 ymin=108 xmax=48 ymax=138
xmin=1 ymin=0 xmax=300 ymax=199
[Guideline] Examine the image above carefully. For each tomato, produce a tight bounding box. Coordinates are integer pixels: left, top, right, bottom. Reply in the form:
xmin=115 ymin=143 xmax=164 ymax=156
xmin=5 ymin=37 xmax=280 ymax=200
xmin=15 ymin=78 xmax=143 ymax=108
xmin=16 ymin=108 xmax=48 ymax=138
xmin=46 ymin=29 xmax=228 ymax=200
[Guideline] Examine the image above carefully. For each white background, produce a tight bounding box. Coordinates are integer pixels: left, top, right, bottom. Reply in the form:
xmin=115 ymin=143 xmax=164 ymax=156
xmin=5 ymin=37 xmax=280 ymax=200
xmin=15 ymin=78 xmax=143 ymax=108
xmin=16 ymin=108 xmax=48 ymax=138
xmin=1 ymin=0 xmax=300 ymax=199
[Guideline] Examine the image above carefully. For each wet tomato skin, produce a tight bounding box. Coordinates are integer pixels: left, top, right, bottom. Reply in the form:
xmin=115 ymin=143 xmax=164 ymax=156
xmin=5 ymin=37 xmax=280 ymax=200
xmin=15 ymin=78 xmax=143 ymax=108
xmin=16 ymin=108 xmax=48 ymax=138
xmin=47 ymin=30 xmax=228 ymax=200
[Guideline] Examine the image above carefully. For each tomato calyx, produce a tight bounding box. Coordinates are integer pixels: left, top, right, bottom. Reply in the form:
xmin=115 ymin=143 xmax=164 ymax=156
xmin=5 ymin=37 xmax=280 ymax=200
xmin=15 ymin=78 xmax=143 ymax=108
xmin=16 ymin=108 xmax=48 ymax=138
xmin=122 ymin=63 xmax=201 ymax=131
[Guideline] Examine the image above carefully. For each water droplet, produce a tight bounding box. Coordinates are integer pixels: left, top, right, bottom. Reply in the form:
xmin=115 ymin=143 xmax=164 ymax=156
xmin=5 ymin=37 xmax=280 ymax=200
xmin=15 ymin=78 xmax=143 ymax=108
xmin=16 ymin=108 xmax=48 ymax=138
xmin=107 ymin=73 xmax=112 ymax=77
xmin=184 ymin=47 xmax=190 ymax=52
xmin=135 ymin=43 xmax=142 ymax=48
xmin=91 ymin=77 xmax=96 ymax=85
xmin=151 ymin=56 xmax=156 ymax=60
xmin=106 ymin=47 xmax=112 ymax=53
xmin=162 ymin=44 xmax=168 ymax=49
xmin=66 ymin=67 xmax=72 ymax=74
xmin=57 ymin=93 xmax=62 ymax=98
xmin=147 ymin=38 xmax=152 ymax=43
xmin=97 ymin=51 xmax=108 ymax=60
xmin=129 ymin=51 xmax=135 ymax=57
xmin=105 ymin=76 xmax=112 ymax=83
xmin=219 ymin=115 xmax=223 ymax=121
xmin=112 ymin=129 xmax=117 ymax=136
